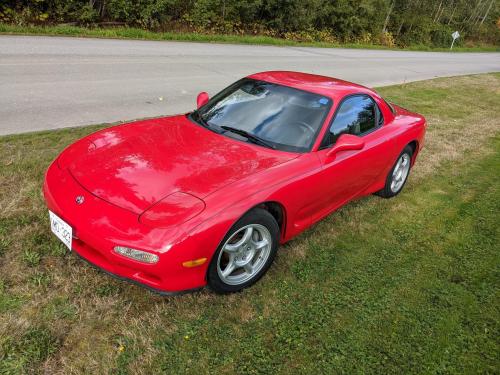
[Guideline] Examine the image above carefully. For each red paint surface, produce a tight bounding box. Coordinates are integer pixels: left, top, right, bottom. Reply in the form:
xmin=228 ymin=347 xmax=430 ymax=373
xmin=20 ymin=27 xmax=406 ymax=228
xmin=44 ymin=71 xmax=426 ymax=293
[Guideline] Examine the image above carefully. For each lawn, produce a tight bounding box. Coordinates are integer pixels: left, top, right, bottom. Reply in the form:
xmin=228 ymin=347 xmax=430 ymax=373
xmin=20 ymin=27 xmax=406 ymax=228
xmin=0 ymin=74 xmax=499 ymax=374
xmin=1 ymin=23 xmax=499 ymax=53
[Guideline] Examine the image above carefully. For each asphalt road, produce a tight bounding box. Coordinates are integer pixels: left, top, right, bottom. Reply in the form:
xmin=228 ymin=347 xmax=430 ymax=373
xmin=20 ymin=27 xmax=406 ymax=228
xmin=1 ymin=35 xmax=499 ymax=135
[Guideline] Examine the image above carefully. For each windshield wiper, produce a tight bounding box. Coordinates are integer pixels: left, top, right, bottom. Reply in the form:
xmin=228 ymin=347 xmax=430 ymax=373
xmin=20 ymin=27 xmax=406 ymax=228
xmin=220 ymin=126 xmax=275 ymax=149
xmin=192 ymin=110 xmax=212 ymax=130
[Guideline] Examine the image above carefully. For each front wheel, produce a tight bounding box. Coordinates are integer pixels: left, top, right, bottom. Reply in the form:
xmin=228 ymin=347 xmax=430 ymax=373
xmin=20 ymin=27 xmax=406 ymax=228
xmin=376 ymin=145 xmax=413 ymax=198
xmin=207 ymin=208 xmax=279 ymax=293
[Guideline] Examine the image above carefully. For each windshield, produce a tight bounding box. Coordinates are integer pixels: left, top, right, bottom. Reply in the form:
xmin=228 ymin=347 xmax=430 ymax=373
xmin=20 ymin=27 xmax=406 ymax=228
xmin=192 ymin=78 xmax=332 ymax=153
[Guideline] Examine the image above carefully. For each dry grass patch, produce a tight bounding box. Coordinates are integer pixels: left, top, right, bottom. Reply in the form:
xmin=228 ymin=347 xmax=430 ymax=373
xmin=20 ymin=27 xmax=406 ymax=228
xmin=378 ymin=74 xmax=500 ymax=179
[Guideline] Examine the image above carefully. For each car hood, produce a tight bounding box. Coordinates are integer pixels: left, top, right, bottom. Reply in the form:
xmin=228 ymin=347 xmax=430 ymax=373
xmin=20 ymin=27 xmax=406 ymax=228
xmin=60 ymin=115 xmax=297 ymax=214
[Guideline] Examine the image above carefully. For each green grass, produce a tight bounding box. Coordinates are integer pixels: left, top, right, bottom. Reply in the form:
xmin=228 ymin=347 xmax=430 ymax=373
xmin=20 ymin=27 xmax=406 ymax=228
xmin=0 ymin=74 xmax=499 ymax=374
xmin=1 ymin=326 xmax=60 ymax=373
xmin=1 ymin=23 xmax=499 ymax=52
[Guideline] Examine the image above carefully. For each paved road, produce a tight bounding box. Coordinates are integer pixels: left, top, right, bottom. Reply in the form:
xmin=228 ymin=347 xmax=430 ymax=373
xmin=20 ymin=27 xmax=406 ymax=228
xmin=1 ymin=35 xmax=499 ymax=135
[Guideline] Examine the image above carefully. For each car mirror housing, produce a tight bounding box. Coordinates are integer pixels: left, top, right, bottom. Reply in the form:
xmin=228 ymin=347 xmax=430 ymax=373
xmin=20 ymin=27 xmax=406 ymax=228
xmin=197 ymin=92 xmax=209 ymax=109
xmin=326 ymin=134 xmax=365 ymax=159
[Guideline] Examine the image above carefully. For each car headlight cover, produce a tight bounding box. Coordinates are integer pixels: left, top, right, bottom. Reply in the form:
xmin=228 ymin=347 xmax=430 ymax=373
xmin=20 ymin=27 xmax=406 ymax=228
xmin=139 ymin=192 xmax=205 ymax=228
xmin=114 ymin=246 xmax=159 ymax=264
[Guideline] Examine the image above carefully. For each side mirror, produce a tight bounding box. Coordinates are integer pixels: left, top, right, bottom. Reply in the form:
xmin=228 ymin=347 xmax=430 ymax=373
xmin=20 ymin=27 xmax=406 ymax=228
xmin=326 ymin=134 xmax=365 ymax=159
xmin=196 ymin=92 xmax=209 ymax=109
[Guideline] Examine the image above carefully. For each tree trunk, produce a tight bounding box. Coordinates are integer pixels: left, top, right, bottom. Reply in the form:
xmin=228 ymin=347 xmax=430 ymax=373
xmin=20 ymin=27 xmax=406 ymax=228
xmin=479 ymin=0 xmax=494 ymax=25
xmin=382 ymin=0 xmax=395 ymax=33
xmin=467 ymin=0 xmax=483 ymax=23
xmin=396 ymin=21 xmax=404 ymax=36
xmin=473 ymin=0 xmax=486 ymax=25
xmin=436 ymin=2 xmax=446 ymax=24
xmin=448 ymin=0 xmax=456 ymax=25
xmin=433 ymin=0 xmax=443 ymax=22
xmin=100 ymin=0 xmax=106 ymax=18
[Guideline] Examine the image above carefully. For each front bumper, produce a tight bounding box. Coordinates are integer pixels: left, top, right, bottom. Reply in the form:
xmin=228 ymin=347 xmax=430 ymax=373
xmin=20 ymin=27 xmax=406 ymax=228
xmin=74 ymin=251 xmax=202 ymax=296
xmin=43 ymin=160 xmax=210 ymax=293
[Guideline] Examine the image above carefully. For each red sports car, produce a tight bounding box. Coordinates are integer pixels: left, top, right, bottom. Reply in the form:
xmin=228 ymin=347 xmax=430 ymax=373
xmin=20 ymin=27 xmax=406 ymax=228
xmin=44 ymin=71 xmax=426 ymax=294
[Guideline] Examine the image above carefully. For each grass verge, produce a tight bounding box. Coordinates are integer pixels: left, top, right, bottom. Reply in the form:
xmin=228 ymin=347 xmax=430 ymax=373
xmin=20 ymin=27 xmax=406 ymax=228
xmin=1 ymin=23 xmax=499 ymax=52
xmin=0 ymin=74 xmax=499 ymax=374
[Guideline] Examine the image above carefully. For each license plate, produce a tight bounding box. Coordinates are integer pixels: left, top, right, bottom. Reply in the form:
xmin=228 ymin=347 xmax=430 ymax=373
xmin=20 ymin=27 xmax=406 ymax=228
xmin=49 ymin=211 xmax=73 ymax=251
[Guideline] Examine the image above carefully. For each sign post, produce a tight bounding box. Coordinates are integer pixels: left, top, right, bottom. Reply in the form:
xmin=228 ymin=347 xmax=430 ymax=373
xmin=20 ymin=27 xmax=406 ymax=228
xmin=450 ymin=31 xmax=460 ymax=50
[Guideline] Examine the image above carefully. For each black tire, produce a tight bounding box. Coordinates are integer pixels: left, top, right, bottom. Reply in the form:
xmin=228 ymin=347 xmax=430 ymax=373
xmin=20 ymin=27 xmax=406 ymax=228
xmin=207 ymin=208 xmax=279 ymax=294
xmin=376 ymin=145 xmax=413 ymax=198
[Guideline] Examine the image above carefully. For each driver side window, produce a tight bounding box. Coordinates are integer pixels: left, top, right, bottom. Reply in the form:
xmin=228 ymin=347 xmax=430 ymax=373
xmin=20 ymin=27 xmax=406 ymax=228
xmin=322 ymin=95 xmax=380 ymax=148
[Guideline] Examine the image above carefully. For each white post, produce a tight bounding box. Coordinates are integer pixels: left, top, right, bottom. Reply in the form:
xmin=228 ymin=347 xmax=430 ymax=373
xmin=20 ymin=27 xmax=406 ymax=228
xmin=450 ymin=31 xmax=460 ymax=50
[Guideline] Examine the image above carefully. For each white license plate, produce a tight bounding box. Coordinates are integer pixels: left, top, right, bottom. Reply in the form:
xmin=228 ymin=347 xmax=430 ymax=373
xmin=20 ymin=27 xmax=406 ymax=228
xmin=49 ymin=210 xmax=73 ymax=251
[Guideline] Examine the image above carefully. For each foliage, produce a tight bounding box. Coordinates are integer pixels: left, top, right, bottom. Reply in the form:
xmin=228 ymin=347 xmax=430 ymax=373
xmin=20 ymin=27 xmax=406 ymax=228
xmin=0 ymin=0 xmax=499 ymax=47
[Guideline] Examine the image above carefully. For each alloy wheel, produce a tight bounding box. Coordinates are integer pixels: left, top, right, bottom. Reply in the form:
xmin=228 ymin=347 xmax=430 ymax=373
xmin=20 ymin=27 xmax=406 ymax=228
xmin=216 ymin=224 xmax=272 ymax=286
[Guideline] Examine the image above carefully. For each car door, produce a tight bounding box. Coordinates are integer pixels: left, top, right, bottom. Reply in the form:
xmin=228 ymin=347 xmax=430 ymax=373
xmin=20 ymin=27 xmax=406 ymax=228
xmin=311 ymin=94 xmax=395 ymax=222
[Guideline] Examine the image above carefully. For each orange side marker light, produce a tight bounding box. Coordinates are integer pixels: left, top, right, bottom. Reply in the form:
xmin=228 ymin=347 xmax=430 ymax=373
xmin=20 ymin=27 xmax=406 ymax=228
xmin=182 ymin=258 xmax=207 ymax=268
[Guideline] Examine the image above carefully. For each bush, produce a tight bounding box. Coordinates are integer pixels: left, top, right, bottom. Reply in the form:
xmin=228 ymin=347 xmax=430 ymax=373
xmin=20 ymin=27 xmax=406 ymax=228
xmin=0 ymin=0 xmax=498 ymax=48
xmin=430 ymin=25 xmax=454 ymax=48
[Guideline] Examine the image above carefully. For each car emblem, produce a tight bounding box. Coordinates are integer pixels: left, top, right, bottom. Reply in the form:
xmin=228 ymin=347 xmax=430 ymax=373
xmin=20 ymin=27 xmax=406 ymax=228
xmin=75 ymin=195 xmax=85 ymax=205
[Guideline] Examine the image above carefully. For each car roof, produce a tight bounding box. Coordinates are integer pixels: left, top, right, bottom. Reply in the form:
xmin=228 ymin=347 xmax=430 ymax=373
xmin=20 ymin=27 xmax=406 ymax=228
xmin=247 ymin=71 xmax=375 ymax=100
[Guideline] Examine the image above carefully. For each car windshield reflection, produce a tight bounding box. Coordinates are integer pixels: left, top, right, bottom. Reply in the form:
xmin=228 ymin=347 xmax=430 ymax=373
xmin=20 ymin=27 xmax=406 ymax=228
xmin=193 ymin=78 xmax=332 ymax=153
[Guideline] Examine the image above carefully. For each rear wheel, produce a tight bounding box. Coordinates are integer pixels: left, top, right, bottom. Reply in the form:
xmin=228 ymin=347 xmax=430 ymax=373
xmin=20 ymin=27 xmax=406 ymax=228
xmin=377 ymin=145 xmax=413 ymax=198
xmin=207 ymin=208 xmax=279 ymax=293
